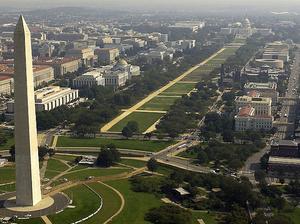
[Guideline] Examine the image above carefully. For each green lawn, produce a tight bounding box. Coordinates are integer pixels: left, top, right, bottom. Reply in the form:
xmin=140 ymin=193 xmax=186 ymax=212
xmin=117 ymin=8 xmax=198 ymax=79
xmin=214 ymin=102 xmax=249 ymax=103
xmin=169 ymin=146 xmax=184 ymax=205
xmin=53 ymin=154 xmax=77 ymax=162
xmin=120 ymin=159 xmax=147 ymax=168
xmin=0 ymin=183 xmax=15 ymax=192
xmin=49 ymin=185 xmax=101 ymax=224
xmin=233 ymin=38 xmax=246 ymax=44
xmin=0 ymin=137 xmax=14 ymax=151
xmin=57 ymin=136 xmax=175 ymax=152
xmin=107 ymin=179 xmax=162 ymax=224
xmin=60 ymin=167 xmax=131 ymax=182
xmin=192 ymin=211 xmax=218 ymax=224
xmin=44 ymin=170 xmax=61 ymax=179
xmin=17 ymin=218 xmax=44 ymax=224
xmin=281 ymin=208 xmax=300 ymax=223
xmin=109 ymin=112 xmax=164 ymax=133
xmin=178 ymin=150 xmax=198 ymax=159
xmin=0 ymin=167 xmax=15 ymax=183
xmin=162 ymin=83 xmax=196 ymax=95
xmin=47 ymin=159 xmax=69 ymax=172
xmin=84 ymin=182 xmax=122 ymax=224
xmin=139 ymin=96 xmax=179 ymax=111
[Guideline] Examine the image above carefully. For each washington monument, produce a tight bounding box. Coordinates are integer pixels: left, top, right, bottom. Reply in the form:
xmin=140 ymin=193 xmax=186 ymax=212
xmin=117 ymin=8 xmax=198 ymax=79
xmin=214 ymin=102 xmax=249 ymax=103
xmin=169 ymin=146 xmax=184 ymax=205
xmin=14 ymin=16 xmax=42 ymax=206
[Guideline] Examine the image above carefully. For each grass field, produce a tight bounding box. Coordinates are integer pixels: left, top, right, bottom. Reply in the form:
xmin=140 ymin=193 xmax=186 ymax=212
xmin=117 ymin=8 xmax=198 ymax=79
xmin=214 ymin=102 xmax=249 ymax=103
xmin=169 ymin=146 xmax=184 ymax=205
xmin=192 ymin=211 xmax=218 ymax=224
xmin=57 ymin=136 xmax=175 ymax=152
xmin=178 ymin=150 xmax=198 ymax=159
xmin=0 ymin=137 xmax=14 ymax=151
xmin=120 ymin=159 xmax=147 ymax=168
xmin=281 ymin=208 xmax=300 ymax=223
xmin=109 ymin=112 xmax=164 ymax=133
xmin=0 ymin=183 xmax=15 ymax=192
xmin=17 ymin=218 xmax=44 ymax=224
xmin=53 ymin=154 xmax=77 ymax=162
xmin=139 ymin=96 xmax=179 ymax=111
xmin=47 ymin=159 xmax=69 ymax=172
xmin=49 ymin=185 xmax=101 ymax=224
xmin=60 ymin=167 xmax=131 ymax=181
xmin=0 ymin=167 xmax=15 ymax=184
xmin=232 ymin=38 xmax=246 ymax=44
xmin=162 ymin=83 xmax=196 ymax=95
xmin=107 ymin=179 xmax=162 ymax=224
xmin=85 ymin=182 xmax=122 ymax=224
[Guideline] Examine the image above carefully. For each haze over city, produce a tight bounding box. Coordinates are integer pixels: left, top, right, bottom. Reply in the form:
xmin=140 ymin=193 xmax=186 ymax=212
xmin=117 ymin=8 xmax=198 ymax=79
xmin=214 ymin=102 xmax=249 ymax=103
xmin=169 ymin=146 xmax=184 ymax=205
xmin=1 ymin=0 xmax=300 ymax=11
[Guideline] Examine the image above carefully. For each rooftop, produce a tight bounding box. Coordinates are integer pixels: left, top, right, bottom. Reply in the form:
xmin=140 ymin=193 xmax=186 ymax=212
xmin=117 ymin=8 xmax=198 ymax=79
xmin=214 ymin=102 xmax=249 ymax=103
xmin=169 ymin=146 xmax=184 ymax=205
xmin=237 ymin=106 xmax=254 ymax=117
xmin=269 ymin=156 xmax=300 ymax=165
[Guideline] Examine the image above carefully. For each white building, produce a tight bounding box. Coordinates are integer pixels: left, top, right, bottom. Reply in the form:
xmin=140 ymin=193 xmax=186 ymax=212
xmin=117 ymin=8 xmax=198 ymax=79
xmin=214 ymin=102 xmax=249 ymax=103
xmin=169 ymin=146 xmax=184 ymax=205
xmin=235 ymin=106 xmax=273 ymax=131
xmin=94 ymin=48 xmax=119 ymax=65
xmin=169 ymin=21 xmax=205 ymax=32
xmin=73 ymin=69 xmax=105 ymax=88
xmin=244 ymin=82 xmax=278 ymax=105
xmin=235 ymin=95 xmax=272 ymax=116
xmin=104 ymin=70 xmax=128 ymax=88
xmin=66 ymin=48 xmax=96 ymax=67
xmin=7 ymin=86 xmax=79 ymax=113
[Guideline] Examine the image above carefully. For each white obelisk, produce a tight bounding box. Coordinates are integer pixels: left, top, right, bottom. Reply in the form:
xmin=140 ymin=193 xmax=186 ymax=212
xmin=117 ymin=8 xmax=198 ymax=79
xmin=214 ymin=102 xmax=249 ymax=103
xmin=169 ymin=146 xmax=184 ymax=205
xmin=14 ymin=15 xmax=42 ymax=206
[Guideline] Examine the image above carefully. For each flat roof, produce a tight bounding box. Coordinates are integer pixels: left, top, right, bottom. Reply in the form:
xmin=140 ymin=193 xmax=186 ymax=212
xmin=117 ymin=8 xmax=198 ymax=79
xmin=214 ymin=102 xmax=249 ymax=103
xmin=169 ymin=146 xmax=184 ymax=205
xmin=269 ymin=156 xmax=300 ymax=165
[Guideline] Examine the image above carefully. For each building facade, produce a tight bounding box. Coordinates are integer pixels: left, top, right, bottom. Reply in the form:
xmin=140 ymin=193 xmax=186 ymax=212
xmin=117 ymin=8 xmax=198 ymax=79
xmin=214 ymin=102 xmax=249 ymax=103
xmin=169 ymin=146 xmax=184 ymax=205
xmin=7 ymin=86 xmax=79 ymax=112
xmin=73 ymin=69 xmax=105 ymax=88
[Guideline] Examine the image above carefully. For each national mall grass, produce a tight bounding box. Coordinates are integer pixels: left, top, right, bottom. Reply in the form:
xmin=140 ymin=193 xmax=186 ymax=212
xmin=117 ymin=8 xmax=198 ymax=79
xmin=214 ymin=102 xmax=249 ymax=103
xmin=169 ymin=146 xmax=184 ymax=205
xmin=57 ymin=136 xmax=175 ymax=152
xmin=109 ymin=111 xmax=164 ymax=133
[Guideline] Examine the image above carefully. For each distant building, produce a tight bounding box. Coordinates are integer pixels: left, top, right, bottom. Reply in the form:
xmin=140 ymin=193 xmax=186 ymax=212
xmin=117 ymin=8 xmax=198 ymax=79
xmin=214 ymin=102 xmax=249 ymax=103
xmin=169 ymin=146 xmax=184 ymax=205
xmin=234 ymin=105 xmax=273 ymax=131
xmin=94 ymin=48 xmax=120 ymax=65
xmin=0 ymin=62 xmax=54 ymax=88
xmin=111 ymin=59 xmax=140 ymax=79
xmin=73 ymin=69 xmax=105 ymax=88
xmin=169 ymin=21 xmax=205 ymax=33
xmin=66 ymin=48 xmax=96 ymax=68
xmin=34 ymin=57 xmax=82 ymax=77
xmin=49 ymin=33 xmax=87 ymax=42
xmin=244 ymin=82 xmax=278 ymax=105
xmin=0 ymin=75 xmax=13 ymax=96
xmin=104 ymin=70 xmax=128 ymax=88
xmin=262 ymin=41 xmax=289 ymax=62
xmin=268 ymin=140 xmax=300 ymax=179
xmin=7 ymin=86 xmax=79 ymax=113
xmin=235 ymin=95 xmax=272 ymax=116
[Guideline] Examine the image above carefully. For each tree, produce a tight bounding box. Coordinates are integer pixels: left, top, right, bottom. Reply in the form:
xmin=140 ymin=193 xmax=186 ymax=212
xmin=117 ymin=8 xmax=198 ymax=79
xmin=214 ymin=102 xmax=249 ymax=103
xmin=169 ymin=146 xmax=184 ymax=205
xmin=223 ymin=130 xmax=234 ymax=142
xmin=145 ymin=205 xmax=193 ymax=224
xmin=197 ymin=151 xmax=208 ymax=164
xmin=122 ymin=126 xmax=133 ymax=139
xmin=147 ymin=158 xmax=158 ymax=172
xmin=0 ymin=131 xmax=7 ymax=146
xmin=96 ymin=146 xmax=120 ymax=167
xmin=225 ymin=204 xmax=249 ymax=224
xmin=127 ymin=121 xmax=139 ymax=133
xmin=9 ymin=145 xmax=15 ymax=161
xmin=144 ymin=132 xmax=153 ymax=140
xmin=254 ymin=170 xmax=266 ymax=184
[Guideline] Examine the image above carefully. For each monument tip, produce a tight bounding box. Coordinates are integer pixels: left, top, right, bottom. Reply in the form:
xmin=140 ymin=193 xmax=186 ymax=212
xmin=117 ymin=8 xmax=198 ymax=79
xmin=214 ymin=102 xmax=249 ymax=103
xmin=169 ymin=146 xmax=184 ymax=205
xmin=15 ymin=15 xmax=30 ymax=34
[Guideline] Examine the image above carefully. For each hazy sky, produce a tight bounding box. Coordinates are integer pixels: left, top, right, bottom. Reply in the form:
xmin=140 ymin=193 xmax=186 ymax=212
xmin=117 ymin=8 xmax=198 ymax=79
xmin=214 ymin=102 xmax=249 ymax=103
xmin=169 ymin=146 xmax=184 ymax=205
xmin=1 ymin=0 xmax=300 ymax=11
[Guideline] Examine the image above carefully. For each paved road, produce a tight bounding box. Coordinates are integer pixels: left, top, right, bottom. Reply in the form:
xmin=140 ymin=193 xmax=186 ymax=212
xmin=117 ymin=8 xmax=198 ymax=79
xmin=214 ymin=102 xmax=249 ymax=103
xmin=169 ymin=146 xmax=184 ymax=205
xmin=274 ymin=49 xmax=300 ymax=139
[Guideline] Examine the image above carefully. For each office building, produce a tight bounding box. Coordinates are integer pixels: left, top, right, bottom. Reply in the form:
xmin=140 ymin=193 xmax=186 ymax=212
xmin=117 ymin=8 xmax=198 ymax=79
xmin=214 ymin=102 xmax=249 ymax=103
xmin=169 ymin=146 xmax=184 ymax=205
xmin=73 ymin=69 xmax=105 ymax=88
xmin=7 ymin=86 xmax=79 ymax=113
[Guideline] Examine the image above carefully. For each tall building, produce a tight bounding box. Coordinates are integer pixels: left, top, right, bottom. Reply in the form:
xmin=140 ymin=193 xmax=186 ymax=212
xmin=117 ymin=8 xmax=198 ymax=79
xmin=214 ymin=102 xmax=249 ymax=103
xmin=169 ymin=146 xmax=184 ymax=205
xmin=14 ymin=16 xmax=42 ymax=206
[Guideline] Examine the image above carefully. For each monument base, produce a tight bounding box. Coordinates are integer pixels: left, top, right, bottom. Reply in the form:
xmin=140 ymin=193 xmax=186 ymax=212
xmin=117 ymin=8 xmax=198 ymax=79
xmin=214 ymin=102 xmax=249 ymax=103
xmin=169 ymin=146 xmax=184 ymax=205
xmin=0 ymin=192 xmax=70 ymax=218
xmin=4 ymin=196 xmax=54 ymax=212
